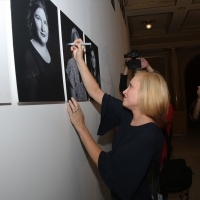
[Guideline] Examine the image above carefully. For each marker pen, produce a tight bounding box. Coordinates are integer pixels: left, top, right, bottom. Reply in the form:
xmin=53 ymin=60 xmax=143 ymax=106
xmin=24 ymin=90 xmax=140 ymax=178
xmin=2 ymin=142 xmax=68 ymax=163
xmin=67 ymin=43 xmax=91 ymax=46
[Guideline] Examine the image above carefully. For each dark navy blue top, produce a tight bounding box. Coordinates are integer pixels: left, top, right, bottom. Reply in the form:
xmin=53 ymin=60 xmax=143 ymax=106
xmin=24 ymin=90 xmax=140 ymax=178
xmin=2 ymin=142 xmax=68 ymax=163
xmin=98 ymin=94 xmax=164 ymax=200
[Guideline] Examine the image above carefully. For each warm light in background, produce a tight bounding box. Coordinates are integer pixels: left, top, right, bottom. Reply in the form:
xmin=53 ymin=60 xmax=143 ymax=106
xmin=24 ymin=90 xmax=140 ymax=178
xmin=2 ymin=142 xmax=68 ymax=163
xmin=142 ymin=20 xmax=155 ymax=30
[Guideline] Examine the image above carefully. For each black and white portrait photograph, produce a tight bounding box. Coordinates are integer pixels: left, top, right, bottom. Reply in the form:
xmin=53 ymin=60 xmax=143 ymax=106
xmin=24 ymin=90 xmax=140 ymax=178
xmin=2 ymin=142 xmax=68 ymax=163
xmin=111 ymin=0 xmax=115 ymax=11
xmin=10 ymin=0 xmax=65 ymax=102
xmin=84 ymin=35 xmax=101 ymax=89
xmin=60 ymin=11 xmax=89 ymax=102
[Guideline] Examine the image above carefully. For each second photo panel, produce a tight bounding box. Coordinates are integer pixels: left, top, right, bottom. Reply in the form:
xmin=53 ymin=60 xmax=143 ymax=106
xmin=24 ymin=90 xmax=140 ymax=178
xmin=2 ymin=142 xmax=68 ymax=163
xmin=60 ymin=11 xmax=89 ymax=102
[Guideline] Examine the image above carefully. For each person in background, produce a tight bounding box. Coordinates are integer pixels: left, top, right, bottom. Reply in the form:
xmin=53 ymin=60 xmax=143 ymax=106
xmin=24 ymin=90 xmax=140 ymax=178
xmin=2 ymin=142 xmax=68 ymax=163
xmin=65 ymin=27 xmax=88 ymax=101
xmin=67 ymin=39 xmax=170 ymax=200
xmin=119 ymin=57 xmax=173 ymax=200
xmin=190 ymin=86 xmax=200 ymax=122
xmin=119 ymin=57 xmax=153 ymax=94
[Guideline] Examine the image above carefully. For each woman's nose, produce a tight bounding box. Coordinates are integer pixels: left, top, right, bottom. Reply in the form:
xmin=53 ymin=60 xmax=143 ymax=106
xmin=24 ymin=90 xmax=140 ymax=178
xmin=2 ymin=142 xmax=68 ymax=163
xmin=41 ymin=21 xmax=44 ymax=31
xmin=122 ymin=87 xmax=129 ymax=94
xmin=123 ymin=88 xmax=127 ymax=95
xmin=40 ymin=23 xmax=43 ymax=30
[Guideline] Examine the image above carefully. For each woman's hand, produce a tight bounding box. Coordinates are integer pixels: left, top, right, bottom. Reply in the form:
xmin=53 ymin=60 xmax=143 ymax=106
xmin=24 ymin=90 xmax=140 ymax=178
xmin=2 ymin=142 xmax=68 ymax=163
xmin=70 ymin=38 xmax=85 ymax=63
xmin=67 ymin=97 xmax=86 ymax=131
xmin=139 ymin=57 xmax=149 ymax=68
xmin=139 ymin=57 xmax=154 ymax=72
xmin=67 ymin=97 xmax=102 ymax=167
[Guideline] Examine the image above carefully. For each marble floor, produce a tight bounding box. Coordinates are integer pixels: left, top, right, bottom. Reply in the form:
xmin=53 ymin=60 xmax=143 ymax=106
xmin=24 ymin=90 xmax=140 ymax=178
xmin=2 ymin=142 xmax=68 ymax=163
xmin=168 ymin=135 xmax=200 ymax=200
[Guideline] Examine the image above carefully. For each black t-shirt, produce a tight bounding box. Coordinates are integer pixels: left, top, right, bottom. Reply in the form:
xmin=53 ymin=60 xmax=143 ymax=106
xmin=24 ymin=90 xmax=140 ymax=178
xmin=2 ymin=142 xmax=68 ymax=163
xmin=98 ymin=94 xmax=164 ymax=200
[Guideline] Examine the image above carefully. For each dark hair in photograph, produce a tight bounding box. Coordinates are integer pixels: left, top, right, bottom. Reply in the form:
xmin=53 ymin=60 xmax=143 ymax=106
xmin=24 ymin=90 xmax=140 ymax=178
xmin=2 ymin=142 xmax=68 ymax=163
xmin=89 ymin=45 xmax=95 ymax=65
xmin=27 ymin=0 xmax=48 ymax=37
xmin=70 ymin=27 xmax=80 ymax=42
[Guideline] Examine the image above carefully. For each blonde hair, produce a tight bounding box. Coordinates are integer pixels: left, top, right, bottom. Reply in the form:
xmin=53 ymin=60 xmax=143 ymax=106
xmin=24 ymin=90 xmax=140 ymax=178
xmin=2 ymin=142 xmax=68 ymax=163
xmin=135 ymin=70 xmax=169 ymax=119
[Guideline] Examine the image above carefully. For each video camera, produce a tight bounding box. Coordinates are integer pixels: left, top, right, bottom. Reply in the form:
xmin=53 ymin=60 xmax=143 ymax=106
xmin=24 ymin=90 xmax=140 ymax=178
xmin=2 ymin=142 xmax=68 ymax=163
xmin=124 ymin=49 xmax=146 ymax=70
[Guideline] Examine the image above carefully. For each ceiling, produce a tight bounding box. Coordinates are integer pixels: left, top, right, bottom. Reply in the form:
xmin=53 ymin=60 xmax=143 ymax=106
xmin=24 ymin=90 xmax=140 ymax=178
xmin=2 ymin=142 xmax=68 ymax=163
xmin=124 ymin=0 xmax=200 ymax=51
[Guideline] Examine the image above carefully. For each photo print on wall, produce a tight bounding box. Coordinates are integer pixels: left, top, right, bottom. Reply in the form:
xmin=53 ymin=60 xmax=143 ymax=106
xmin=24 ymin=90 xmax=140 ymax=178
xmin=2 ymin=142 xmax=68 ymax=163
xmin=10 ymin=0 xmax=65 ymax=103
xmin=60 ymin=11 xmax=89 ymax=102
xmin=84 ymin=35 xmax=101 ymax=91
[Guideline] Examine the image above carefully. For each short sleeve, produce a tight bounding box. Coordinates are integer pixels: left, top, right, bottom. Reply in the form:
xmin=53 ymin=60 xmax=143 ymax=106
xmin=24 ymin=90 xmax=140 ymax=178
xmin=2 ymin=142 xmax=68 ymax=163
xmin=97 ymin=94 xmax=123 ymax=135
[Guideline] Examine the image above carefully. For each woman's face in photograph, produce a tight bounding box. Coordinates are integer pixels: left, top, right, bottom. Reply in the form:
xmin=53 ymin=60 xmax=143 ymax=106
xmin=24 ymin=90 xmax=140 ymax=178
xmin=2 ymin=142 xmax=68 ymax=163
xmin=33 ymin=7 xmax=49 ymax=45
xmin=91 ymin=50 xmax=96 ymax=69
xmin=71 ymin=28 xmax=80 ymax=42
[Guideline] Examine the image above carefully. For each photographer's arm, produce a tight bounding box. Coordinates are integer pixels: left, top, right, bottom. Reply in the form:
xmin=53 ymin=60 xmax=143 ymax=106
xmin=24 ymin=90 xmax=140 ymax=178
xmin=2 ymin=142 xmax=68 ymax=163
xmin=71 ymin=39 xmax=104 ymax=105
xmin=119 ymin=61 xmax=129 ymax=94
xmin=122 ymin=64 xmax=129 ymax=75
xmin=119 ymin=57 xmax=154 ymax=94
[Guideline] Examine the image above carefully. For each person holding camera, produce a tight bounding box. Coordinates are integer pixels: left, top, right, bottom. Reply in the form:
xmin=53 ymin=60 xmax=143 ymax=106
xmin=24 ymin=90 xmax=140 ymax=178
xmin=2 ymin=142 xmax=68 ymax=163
xmin=119 ymin=57 xmax=153 ymax=95
xmin=67 ymin=39 xmax=170 ymax=200
xmin=119 ymin=57 xmax=173 ymax=200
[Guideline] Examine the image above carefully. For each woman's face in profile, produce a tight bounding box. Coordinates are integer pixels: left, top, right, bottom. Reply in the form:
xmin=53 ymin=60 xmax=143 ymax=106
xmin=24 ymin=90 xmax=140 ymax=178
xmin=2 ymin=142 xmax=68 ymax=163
xmin=122 ymin=75 xmax=140 ymax=109
xmin=33 ymin=7 xmax=49 ymax=45
xmin=91 ymin=50 xmax=96 ymax=69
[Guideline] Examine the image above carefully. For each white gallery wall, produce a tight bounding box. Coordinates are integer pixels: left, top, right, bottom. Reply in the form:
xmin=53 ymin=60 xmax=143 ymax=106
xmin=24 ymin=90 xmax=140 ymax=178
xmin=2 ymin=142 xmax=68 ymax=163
xmin=0 ymin=3 xmax=11 ymax=104
xmin=0 ymin=0 xmax=130 ymax=199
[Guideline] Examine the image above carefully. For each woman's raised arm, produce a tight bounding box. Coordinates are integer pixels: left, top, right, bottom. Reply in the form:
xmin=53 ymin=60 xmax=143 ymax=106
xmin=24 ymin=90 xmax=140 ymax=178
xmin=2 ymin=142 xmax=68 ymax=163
xmin=71 ymin=39 xmax=104 ymax=105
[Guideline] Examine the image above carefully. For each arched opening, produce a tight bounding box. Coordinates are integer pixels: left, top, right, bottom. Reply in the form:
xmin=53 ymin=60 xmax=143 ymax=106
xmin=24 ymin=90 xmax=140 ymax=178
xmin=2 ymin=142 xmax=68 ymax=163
xmin=185 ymin=54 xmax=200 ymax=133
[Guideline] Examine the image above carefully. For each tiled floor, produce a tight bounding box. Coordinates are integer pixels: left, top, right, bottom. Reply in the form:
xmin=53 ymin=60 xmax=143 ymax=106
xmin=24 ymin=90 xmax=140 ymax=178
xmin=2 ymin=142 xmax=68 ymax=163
xmin=168 ymin=135 xmax=200 ymax=200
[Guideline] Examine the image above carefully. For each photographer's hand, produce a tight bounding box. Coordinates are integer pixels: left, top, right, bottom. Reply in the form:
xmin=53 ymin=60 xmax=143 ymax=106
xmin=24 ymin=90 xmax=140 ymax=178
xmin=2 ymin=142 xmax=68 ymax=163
xmin=139 ymin=57 xmax=154 ymax=72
